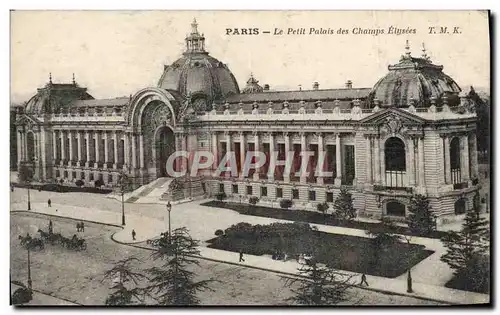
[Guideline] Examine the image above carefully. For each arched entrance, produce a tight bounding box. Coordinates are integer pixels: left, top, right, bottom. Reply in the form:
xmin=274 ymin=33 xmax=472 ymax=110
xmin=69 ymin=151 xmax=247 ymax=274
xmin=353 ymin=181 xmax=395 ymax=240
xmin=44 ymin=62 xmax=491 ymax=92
xmin=155 ymin=126 xmax=175 ymax=177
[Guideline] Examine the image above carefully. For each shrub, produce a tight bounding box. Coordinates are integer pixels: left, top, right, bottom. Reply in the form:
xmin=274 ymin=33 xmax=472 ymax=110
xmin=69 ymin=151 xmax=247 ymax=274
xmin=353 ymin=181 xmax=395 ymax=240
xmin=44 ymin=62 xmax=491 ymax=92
xmin=316 ymin=202 xmax=329 ymax=216
xmin=214 ymin=229 xmax=224 ymax=236
xmin=248 ymin=196 xmax=259 ymax=205
xmin=75 ymin=179 xmax=84 ymax=187
xmin=94 ymin=179 xmax=104 ymax=188
xmin=11 ymin=287 xmax=32 ymax=305
xmin=215 ymin=192 xmax=227 ymax=201
xmin=280 ymin=199 xmax=293 ymax=210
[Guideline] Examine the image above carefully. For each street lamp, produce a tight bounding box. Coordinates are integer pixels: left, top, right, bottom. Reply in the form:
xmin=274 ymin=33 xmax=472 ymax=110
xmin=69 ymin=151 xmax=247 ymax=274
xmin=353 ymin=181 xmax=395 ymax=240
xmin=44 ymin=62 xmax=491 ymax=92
xmin=27 ymin=242 xmax=32 ymax=291
xmin=166 ymin=201 xmax=172 ymax=243
xmin=27 ymin=181 xmax=31 ymax=211
xmin=119 ymin=173 xmax=127 ymax=226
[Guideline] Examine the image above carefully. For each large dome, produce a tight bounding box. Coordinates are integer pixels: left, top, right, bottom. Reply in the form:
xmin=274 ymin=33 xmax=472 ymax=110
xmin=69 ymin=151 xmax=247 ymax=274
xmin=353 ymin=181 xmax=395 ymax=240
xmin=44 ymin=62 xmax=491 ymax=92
xmin=368 ymin=42 xmax=462 ymax=108
xmin=157 ymin=19 xmax=240 ymax=104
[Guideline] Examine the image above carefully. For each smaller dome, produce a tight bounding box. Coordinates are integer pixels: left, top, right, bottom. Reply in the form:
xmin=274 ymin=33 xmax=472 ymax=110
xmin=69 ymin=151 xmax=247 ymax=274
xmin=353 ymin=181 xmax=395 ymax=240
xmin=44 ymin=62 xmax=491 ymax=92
xmin=242 ymin=74 xmax=263 ymax=94
xmin=368 ymin=42 xmax=461 ymax=108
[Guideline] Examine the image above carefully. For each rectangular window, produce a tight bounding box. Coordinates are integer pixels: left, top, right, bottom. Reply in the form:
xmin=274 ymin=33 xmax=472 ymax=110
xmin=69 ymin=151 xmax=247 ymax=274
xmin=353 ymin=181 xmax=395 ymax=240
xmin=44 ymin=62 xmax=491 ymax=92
xmin=63 ymin=171 xmax=68 ymax=178
xmin=81 ymin=172 xmax=85 ymax=180
xmin=326 ymin=192 xmax=334 ymax=203
xmin=219 ymin=183 xmax=225 ymax=193
xmin=292 ymin=189 xmax=299 ymax=200
xmin=246 ymin=185 xmax=253 ymax=195
xmin=276 ymin=187 xmax=283 ymax=198
xmin=72 ymin=171 xmax=77 ymax=179
xmin=108 ymin=174 xmax=113 ymax=183
xmin=89 ymin=173 xmax=94 ymax=181
xmin=309 ymin=190 xmax=316 ymax=201
xmin=232 ymin=184 xmax=238 ymax=194
xmin=55 ymin=170 xmax=60 ymax=178
xmin=261 ymin=186 xmax=267 ymax=197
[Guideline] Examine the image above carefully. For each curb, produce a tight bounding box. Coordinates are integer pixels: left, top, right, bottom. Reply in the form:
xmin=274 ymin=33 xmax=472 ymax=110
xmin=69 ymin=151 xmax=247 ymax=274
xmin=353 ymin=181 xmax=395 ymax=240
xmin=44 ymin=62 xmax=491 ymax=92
xmin=110 ymin=233 xmax=455 ymax=305
xmin=11 ymin=211 xmax=464 ymax=305
xmin=11 ymin=211 xmax=124 ymax=229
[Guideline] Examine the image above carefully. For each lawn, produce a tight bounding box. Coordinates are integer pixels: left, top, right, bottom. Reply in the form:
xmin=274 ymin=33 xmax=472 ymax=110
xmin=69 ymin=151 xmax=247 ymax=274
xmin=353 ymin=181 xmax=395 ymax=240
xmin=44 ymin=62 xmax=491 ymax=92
xmin=202 ymin=200 xmax=447 ymax=239
xmin=207 ymin=222 xmax=434 ymax=278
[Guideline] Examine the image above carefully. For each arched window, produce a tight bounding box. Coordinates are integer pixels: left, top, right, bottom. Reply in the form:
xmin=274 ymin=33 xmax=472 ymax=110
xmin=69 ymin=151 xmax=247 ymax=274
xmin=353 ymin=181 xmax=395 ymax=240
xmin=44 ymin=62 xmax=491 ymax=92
xmin=385 ymin=137 xmax=406 ymax=187
xmin=450 ymin=137 xmax=461 ymax=184
xmin=386 ymin=201 xmax=406 ymax=217
xmin=454 ymin=198 xmax=466 ymax=215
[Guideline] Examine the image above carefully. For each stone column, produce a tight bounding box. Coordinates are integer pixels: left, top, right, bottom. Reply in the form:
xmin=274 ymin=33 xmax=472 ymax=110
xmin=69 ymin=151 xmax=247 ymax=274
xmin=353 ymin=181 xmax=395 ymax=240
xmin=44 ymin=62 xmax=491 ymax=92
xmin=253 ymin=131 xmax=260 ymax=181
xmin=131 ymin=133 xmax=137 ymax=169
xmin=17 ymin=131 xmax=22 ymax=166
xmin=284 ymin=132 xmax=290 ymax=183
xmin=408 ymin=137 xmax=416 ymax=186
xmin=365 ymin=135 xmax=372 ymax=184
xmin=316 ymin=132 xmax=324 ymax=184
xmin=68 ymin=131 xmax=74 ymax=166
xmin=139 ymin=133 xmax=145 ymax=169
xmin=268 ymin=132 xmax=275 ymax=181
xmin=77 ymin=132 xmax=82 ymax=166
xmin=52 ymin=130 xmax=57 ymax=162
xmin=470 ymin=133 xmax=479 ymax=178
xmin=211 ymin=132 xmax=218 ymax=171
xmin=40 ymin=127 xmax=46 ymax=180
xmin=113 ymin=131 xmax=118 ymax=169
xmin=461 ymin=134 xmax=470 ymax=182
xmin=300 ymin=132 xmax=307 ymax=184
xmin=123 ymin=133 xmax=130 ymax=170
xmin=85 ymin=131 xmax=90 ymax=167
xmin=418 ymin=137 xmax=425 ymax=186
xmin=103 ymin=131 xmax=109 ymax=169
xmin=239 ymin=131 xmax=246 ymax=179
xmin=334 ymin=133 xmax=342 ymax=186
xmin=94 ymin=131 xmax=100 ymax=168
xmin=443 ymin=135 xmax=451 ymax=184
xmin=60 ymin=130 xmax=66 ymax=166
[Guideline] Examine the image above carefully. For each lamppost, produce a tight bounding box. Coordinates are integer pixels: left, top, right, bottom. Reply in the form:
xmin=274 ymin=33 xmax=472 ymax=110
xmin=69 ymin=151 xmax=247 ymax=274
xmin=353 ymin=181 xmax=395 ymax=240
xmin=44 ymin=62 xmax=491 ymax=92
xmin=27 ymin=242 xmax=32 ymax=291
xmin=119 ymin=173 xmax=127 ymax=226
xmin=27 ymin=180 xmax=31 ymax=211
xmin=166 ymin=201 xmax=172 ymax=243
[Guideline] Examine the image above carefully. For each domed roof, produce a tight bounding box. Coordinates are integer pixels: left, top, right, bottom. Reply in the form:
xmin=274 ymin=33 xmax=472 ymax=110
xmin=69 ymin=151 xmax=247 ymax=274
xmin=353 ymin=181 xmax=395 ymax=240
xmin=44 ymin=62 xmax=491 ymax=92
xmin=157 ymin=19 xmax=240 ymax=102
xmin=242 ymin=73 xmax=263 ymax=93
xmin=25 ymin=73 xmax=94 ymax=114
xmin=368 ymin=42 xmax=461 ymax=108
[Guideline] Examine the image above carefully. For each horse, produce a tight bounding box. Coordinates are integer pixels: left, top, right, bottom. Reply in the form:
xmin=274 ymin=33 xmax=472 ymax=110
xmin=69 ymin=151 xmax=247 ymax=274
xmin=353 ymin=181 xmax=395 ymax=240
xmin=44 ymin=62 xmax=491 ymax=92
xmin=29 ymin=238 xmax=45 ymax=250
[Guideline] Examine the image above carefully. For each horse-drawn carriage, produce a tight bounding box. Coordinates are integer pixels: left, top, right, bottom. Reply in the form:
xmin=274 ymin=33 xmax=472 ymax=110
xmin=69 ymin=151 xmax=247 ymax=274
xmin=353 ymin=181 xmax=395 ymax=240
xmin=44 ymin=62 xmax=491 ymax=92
xmin=18 ymin=234 xmax=44 ymax=250
xmin=62 ymin=235 xmax=87 ymax=251
xmin=33 ymin=227 xmax=87 ymax=251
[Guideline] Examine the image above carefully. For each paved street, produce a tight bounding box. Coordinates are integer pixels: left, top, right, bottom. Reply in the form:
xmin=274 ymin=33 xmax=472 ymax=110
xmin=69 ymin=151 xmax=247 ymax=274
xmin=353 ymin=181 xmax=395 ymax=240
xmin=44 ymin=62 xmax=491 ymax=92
xmin=10 ymin=212 xmax=444 ymax=305
xmin=10 ymin=186 xmax=490 ymax=305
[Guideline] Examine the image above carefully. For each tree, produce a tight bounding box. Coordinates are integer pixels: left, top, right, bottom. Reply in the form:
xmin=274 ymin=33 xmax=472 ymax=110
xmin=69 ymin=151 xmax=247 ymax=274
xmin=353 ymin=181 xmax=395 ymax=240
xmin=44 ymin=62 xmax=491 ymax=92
xmin=146 ymin=227 xmax=215 ymax=305
xmin=441 ymin=208 xmax=489 ymax=292
xmin=366 ymin=217 xmax=402 ymax=268
xmin=407 ymin=194 xmax=436 ymax=236
xmin=316 ymin=202 xmax=329 ymax=221
xmin=282 ymin=260 xmax=354 ymax=305
xmin=333 ymin=187 xmax=356 ymax=222
xmin=103 ymin=257 xmax=147 ymax=305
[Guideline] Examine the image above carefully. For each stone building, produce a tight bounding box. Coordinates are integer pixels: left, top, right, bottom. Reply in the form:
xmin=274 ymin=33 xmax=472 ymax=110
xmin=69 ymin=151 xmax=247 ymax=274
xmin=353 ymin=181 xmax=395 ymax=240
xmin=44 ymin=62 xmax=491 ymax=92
xmin=15 ymin=20 xmax=480 ymax=223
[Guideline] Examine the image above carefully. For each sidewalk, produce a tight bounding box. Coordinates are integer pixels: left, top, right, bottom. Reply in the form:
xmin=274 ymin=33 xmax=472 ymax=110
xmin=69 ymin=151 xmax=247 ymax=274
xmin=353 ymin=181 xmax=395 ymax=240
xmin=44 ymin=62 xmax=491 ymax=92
xmin=11 ymin=200 xmax=490 ymax=305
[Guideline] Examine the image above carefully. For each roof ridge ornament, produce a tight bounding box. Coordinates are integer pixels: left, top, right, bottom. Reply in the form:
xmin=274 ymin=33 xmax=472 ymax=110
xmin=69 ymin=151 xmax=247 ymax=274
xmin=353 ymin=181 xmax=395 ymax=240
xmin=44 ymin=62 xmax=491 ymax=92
xmin=49 ymin=72 xmax=52 ymax=84
xmin=421 ymin=42 xmax=431 ymax=61
xmin=405 ymin=40 xmax=411 ymax=58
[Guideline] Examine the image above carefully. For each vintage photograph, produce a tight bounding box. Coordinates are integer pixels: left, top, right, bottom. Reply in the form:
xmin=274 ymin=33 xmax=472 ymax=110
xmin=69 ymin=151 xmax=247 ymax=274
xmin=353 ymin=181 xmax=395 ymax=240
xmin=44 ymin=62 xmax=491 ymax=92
xmin=9 ymin=11 xmax=491 ymax=306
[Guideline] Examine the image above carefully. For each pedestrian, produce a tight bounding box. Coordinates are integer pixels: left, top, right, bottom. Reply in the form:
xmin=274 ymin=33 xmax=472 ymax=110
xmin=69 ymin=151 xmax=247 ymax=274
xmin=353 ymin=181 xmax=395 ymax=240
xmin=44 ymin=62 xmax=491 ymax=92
xmin=48 ymin=199 xmax=51 ymax=207
xmin=48 ymin=220 xmax=53 ymax=234
xmin=76 ymin=222 xmax=80 ymax=232
xmin=360 ymin=273 xmax=369 ymax=286
xmin=132 ymin=229 xmax=136 ymax=241
xmin=80 ymin=221 xmax=85 ymax=232
xmin=239 ymin=249 xmax=245 ymax=262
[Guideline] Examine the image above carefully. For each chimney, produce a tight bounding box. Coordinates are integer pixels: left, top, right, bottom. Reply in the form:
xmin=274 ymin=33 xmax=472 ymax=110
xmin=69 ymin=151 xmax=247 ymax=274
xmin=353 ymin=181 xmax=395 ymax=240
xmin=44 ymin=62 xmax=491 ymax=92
xmin=345 ymin=80 xmax=353 ymax=89
xmin=263 ymin=84 xmax=270 ymax=91
xmin=313 ymin=82 xmax=319 ymax=90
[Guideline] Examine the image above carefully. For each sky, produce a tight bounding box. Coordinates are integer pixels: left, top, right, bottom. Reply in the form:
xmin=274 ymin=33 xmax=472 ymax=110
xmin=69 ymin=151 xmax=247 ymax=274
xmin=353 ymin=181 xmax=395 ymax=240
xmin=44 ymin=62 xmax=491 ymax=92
xmin=10 ymin=10 xmax=490 ymax=103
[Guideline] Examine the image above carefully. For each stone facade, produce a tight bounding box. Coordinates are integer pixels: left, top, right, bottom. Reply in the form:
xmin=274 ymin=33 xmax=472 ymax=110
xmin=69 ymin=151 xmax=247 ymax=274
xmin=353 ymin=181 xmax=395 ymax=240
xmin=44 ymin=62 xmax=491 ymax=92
xmin=14 ymin=20 xmax=481 ymax=224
